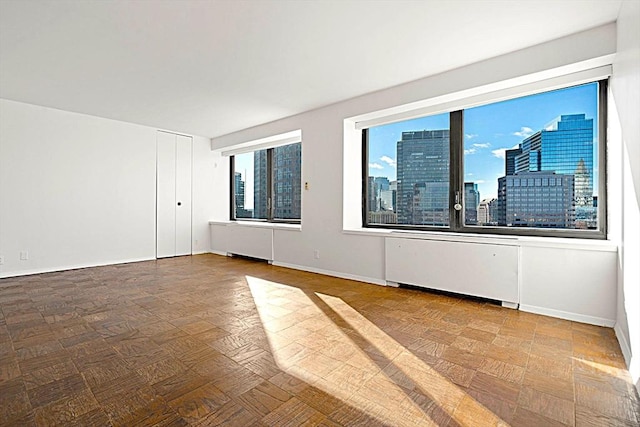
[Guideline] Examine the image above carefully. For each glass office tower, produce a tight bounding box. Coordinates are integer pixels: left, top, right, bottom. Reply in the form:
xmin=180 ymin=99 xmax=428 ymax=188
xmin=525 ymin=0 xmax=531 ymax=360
xmin=396 ymin=130 xmax=450 ymax=226
xmin=496 ymin=113 xmax=595 ymax=229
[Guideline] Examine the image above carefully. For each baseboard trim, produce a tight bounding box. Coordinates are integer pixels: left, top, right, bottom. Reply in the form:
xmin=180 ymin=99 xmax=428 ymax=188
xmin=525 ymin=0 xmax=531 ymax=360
xmin=271 ymin=261 xmax=386 ymax=286
xmin=192 ymin=250 xmax=212 ymax=255
xmin=614 ymin=323 xmax=632 ymax=367
xmin=0 ymin=256 xmax=156 ymax=281
xmin=520 ymin=304 xmax=615 ymax=327
xmin=209 ymin=250 xmax=229 ymax=257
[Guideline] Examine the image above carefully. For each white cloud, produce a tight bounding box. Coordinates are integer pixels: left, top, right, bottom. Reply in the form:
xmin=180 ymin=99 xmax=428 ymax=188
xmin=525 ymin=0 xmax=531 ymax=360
xmin=380 ymin=155 xmax=396 ymax=168
xmin=473 ymin=142 xmax=491 ymax=148
xmin=369 ymin=162 xmax=384 ymax=170
xmin=491 ymin=144 xmax=520 ymax=160
xmin=464 ymin=148 xmax=477 ymax=155
xmin=465 ymin=133 xmax=478 ymax=140
xmin=513 ymin=126 xmax=534 ymax=138
xmin=491 ymin=149 xmax=507 ymax=160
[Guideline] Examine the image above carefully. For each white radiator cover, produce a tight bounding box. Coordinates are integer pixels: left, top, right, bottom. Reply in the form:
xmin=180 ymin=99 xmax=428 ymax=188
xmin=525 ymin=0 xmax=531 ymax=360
xmin=385 ymin=237 xmax=519 ymax=304
xmin=210 ymin=224 xmax=273 ymax=261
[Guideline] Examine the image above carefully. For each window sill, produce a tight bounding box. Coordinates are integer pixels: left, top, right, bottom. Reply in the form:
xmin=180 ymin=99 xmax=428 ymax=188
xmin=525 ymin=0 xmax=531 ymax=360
xmin=209 ymin=220 xmax=302 ymax=232
xmin=342 ymin=227 xmax=617 ymax=252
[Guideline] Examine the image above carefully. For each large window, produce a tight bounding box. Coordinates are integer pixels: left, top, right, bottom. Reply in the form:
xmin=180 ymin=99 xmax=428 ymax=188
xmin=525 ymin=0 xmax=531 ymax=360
xmin=231 ymin=142 xmax=301 ymax=222
xmin=363 ymin=80 xmax=606 ymax=238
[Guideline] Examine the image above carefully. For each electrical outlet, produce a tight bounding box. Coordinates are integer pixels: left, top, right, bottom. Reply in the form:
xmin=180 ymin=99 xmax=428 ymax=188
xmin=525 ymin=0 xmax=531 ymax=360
xmin=0 ymin=256 xmax=4 ymax=265
xmin=20 ymin=251 xmax=29 ymax=260
xmin=314 ymin=250 xmax=320 ymax=259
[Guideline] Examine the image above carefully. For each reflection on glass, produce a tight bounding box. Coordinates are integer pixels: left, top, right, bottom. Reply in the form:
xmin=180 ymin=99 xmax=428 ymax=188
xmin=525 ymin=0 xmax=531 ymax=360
xmin=273 ymin=143 xmax=302 ymax=220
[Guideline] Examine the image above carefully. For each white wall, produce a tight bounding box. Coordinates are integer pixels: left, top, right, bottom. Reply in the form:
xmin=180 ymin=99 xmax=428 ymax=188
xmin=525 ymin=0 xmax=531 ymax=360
xmin=192 ymin=133 xmax=217 ymax=255
xmin=210 ymin=24 xmax=621 ymax=328
xmin=0 ymin=99 xmax=214 ymax=277
xmin=611 ymin=0 xmax=640 ymax=387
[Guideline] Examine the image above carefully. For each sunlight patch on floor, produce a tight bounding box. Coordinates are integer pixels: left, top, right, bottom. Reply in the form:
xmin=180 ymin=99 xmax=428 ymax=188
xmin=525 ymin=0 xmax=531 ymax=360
xmin=246 ymin=275 xmax=506 ymax=426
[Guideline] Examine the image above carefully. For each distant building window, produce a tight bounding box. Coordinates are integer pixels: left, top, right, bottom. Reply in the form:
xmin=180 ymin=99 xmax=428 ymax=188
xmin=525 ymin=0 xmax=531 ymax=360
xmin=231 ymin=142 xmax=301 ymax=223
xmin=363 ymin=81 xmax=607 ymax=238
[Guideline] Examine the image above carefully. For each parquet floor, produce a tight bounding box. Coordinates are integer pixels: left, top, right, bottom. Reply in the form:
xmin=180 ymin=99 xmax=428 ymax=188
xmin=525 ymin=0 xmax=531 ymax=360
xmin=0 ymin=254 xmax=638 ymax=426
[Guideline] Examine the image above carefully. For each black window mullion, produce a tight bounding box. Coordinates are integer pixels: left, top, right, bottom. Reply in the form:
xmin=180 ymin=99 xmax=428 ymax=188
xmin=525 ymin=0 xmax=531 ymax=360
xmin=267 ymin=148 xmax=274 ymax=221
xmin=598 ymin=79 xmax=608 ymax=236
xmin=362 ymin=129 xmax=369 ymax=226
xmin=449 ymin=110 xmax=464 ymax=230
xmin=230 ymin=155 xmax=236 ymax=220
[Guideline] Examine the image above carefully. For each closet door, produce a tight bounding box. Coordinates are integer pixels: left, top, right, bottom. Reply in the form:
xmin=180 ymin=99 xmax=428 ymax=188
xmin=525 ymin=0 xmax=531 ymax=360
xmin=157 ymin=132 xmax=177 ymax=258
xmin=156 ymin=131 xmax=192 ymax=258
xmin=175 ymin=134 xmax=192 ymax=256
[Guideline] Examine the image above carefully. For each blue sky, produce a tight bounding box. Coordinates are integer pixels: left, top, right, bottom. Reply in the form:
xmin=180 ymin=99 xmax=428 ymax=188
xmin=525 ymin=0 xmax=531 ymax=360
xmin=368 ymin=82 xmax=598 ymax=200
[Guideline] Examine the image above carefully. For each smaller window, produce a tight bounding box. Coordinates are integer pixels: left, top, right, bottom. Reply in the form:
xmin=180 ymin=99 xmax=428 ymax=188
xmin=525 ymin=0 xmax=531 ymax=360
xmin=230 ymin=142 xmax=301 ymax=223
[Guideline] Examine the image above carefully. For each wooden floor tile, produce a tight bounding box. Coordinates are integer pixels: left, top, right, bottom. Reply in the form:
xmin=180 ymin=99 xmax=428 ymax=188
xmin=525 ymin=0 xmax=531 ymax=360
xmin=575 ymin=404 xmax=639 ymax=427
xmin=168 ymin=382 xmax=230 ymax=423
xmin=152 ymin=370 xmax=208 ymax=403
xmin=518 ymin=385 xmax=575 ymax=426
xmin=32 ymin=389 xmax=99 ymax=426
xmin=441 ymin=345 xmax=484 ymax=370
xmin=210 ymin=365 xmax=265 ymax=398
xmin=512 ymin=406 xmax=569 ymax=427
xmin=236 ymin=380 xmax=291 ymax=418
xmin=0 ymin=355 xmax=21 ymax=383
xmin=470 ymin=372 xmax=521 ymax=404
xmin=466 ymin=388 xmax=517 ymax=424
xmin=0 ymin=378 xmax=33 ymax=425
xmin=136 ymin=357 xmax=189 ymax=386
xmin=433 ymin=359 xmax=476 ymax=388
xmin=523 ymin=370 xmax=574 ymax=401
xmin=261 ymin=397 xmax=326 ymax=427
xmin=192 ymin=399 xmax=258 ymax=427
xmin=478 ymin=357 xmax=524 ymax=384
xmin=27 ymin=373 xmax=88 ymax=408
xmin=451 ymin=394 xmax=507 ymax=427
xmin=575 ymin=382 xmax=639 ymax=424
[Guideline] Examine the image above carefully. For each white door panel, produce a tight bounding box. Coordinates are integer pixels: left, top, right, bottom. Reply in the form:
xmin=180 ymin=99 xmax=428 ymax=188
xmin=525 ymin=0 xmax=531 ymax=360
xmin=156 ymin=132 xmax=177 ymax=258
xmin=156 ymin=132 xmax=192 ymax=258
xmin=175 ymin=135 xmax=192 ymax=256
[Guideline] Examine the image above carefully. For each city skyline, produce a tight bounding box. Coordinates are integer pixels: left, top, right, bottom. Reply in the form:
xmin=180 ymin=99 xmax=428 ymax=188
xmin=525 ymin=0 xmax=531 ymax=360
xmin=233 ymin=143 xmax=302 ymax=219
xmin=368 ymin=82 xmax=598 ymax=200
xmin=368 ymin=112 xmax=596 ymax=229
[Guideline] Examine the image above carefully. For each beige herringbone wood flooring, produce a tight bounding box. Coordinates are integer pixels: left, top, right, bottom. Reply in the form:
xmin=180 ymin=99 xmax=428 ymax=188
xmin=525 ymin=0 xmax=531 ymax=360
xmin=0 ymin=254 xmax=638 ymax=426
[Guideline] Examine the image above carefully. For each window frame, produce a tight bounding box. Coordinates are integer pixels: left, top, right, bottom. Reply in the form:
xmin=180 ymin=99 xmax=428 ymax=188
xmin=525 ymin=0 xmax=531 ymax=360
xmin=362 ymin=79 xmax=608 ymax=239
xmin=230 ymin=144 xmax=302 ymax=224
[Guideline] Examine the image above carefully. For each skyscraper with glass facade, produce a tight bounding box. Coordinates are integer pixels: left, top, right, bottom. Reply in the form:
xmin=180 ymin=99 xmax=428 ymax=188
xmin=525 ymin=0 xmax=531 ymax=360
xmin=514 ymin=114 xmax=593 ymax=190
xmin=253 ymin=143 xmax=302 ymax=220
xmin=396 ymin=130 xmax=449 ymax=225
xmin=464 ymin=182 xmax=480 ymax=225
xmin=272 ymin=143 xmax=302 ymax=219
xmin=495 ymin=113 xmax=593 ymax=228
xmin=505 ymin=147 xmax=522 ymax=176
xmin=234 ymin=171 xmax=252 ymax=218
xmin=253 ymin=150 xmax=268 ymax=219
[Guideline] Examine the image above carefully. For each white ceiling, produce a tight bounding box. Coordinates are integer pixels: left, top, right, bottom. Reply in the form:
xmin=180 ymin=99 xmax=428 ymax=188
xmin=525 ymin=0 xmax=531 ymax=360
xmin=0 ymin=0 xmax=622 ymax=139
